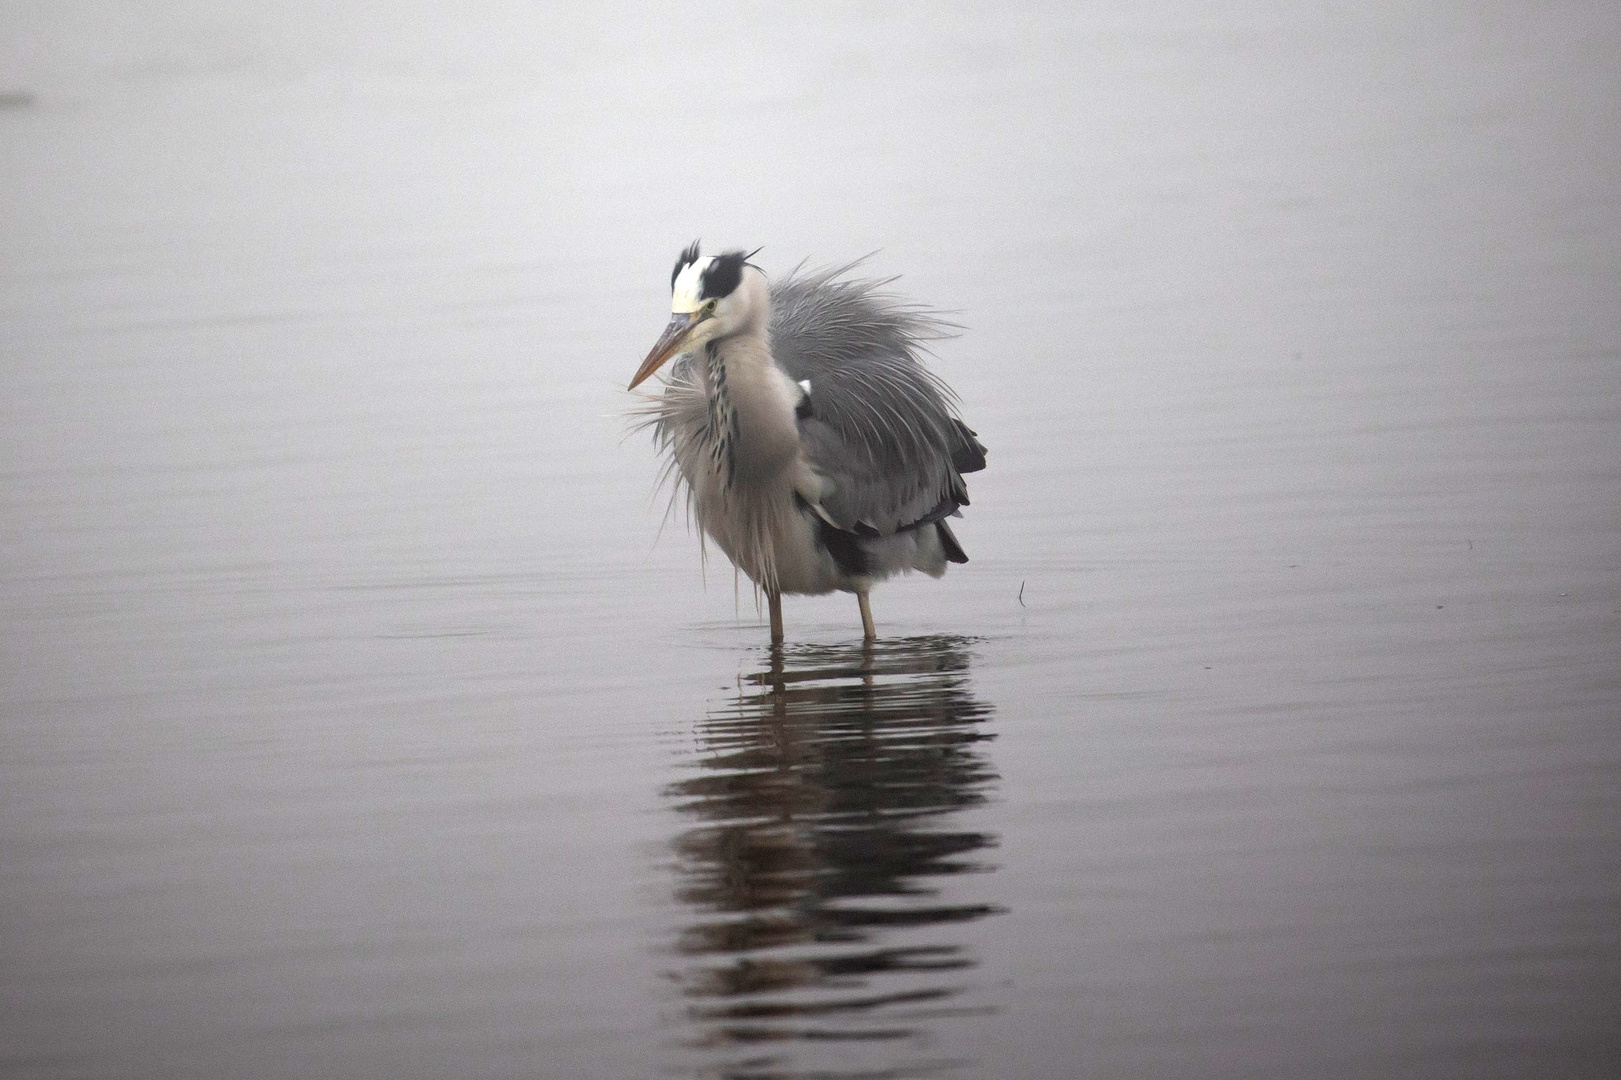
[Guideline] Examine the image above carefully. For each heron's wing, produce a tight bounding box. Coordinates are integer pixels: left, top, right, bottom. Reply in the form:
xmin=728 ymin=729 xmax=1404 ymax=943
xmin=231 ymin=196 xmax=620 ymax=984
xmin=771 ymin=264 xmax=986 ymax=538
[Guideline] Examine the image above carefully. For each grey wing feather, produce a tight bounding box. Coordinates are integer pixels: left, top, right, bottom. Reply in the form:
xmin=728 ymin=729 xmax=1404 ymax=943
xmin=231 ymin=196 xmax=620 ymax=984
xmin=770 ymin=262 xmax=986 ymax=537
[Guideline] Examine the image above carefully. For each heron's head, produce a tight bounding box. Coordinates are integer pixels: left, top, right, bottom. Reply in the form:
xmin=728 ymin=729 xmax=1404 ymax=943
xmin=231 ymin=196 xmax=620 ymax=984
xmin=629 ymin=241 xmax=765 ymax=389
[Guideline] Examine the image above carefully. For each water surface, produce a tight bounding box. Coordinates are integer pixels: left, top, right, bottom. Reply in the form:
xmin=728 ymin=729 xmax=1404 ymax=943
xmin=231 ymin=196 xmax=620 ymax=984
xmin=3 ymin=3 xmax=1618 ymax=1077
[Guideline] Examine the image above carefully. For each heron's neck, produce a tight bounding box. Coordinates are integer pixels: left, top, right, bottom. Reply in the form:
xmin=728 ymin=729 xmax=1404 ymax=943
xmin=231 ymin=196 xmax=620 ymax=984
xmin=703 ymin=342 xmax=739 ymax=486
xmin=705 ymin=331 xmax=799 ymax=486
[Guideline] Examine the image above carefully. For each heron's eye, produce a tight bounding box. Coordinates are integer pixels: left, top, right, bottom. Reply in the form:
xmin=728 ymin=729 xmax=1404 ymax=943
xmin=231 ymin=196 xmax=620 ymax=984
xmin=704 ymin=299 xmax=718 ymax=315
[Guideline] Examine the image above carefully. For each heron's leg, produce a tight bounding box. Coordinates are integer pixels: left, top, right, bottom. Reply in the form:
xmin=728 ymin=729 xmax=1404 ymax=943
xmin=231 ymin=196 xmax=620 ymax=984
xmin=767 ymin=589 xmax=784 ymax=645
xmin=857 ymin=590 xmax=876 ymax=641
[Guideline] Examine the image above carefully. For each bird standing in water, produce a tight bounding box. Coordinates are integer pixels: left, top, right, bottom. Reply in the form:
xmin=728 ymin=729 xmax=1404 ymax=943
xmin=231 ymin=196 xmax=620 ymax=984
xmin=629 ymin=242 xmax=985 ymax=643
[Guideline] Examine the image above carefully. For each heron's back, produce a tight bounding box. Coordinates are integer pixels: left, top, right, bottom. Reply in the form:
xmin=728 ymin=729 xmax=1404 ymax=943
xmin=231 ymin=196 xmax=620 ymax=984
xmin=770 ymin=265 xmax=985 ymax=537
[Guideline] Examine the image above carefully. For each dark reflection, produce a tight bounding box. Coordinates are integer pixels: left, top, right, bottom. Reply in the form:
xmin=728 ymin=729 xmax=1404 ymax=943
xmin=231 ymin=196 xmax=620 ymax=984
xmin=667 ymin=635 xmax=1001 ymax=1078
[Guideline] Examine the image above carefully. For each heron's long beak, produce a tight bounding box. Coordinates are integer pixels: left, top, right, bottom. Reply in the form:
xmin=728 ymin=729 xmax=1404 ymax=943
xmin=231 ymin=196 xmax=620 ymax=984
xmin=629 ymin=313 xmax=699 ymax=390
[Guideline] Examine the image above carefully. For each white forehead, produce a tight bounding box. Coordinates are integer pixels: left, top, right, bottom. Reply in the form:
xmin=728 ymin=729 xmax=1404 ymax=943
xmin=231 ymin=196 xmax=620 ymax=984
xmin=670 ymin=256 xmax=713 ymax=314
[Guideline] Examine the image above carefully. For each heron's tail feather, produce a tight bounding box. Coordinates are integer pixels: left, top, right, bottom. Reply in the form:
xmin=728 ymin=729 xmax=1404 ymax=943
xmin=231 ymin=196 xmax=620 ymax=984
xmin=936 ymin=520 xmax=969 ymax=564
xmin=951 ymin=419 xmax=987 ymax=475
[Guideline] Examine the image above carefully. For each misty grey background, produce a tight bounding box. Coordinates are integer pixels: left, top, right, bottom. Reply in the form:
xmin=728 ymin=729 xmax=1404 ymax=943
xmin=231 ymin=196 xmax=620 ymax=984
xmin=3 ymin=2 xmax=1618 ymax=1078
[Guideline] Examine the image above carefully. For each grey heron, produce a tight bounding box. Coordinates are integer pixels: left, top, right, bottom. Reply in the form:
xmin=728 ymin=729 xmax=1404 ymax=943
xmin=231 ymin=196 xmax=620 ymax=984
xmin=630 ymin=242 xmax=986 ymax=643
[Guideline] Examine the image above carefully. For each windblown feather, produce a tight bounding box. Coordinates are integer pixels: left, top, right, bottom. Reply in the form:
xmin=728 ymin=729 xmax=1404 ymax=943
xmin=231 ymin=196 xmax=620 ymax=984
xmin=768 ymin=262 xmax=984 ymax=539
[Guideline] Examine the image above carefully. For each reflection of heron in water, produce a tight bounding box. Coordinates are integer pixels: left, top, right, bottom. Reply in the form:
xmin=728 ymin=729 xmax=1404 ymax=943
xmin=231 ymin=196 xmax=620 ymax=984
xmin=666 ymin=636 xmax=1001 ymax=1077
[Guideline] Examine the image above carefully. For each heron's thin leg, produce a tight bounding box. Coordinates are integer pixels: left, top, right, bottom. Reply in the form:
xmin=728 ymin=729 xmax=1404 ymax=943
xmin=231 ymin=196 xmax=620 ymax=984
xmin=768 ymin=590 xmax=784 ymax=645
xmin=858 ymin=590 xmax=876 ymax=641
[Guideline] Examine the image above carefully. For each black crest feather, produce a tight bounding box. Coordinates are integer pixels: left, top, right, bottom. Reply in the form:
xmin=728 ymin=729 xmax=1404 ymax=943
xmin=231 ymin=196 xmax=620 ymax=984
xmin=671 ymin=240 xmax=701 ymax=291
xmin=700 ymin=250 xmax=748 ymax=300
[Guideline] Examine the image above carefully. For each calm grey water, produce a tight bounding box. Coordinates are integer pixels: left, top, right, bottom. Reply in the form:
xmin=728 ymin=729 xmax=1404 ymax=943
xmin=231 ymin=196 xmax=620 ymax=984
xmin=4 ymin=3 xmax=1619 ymax=1077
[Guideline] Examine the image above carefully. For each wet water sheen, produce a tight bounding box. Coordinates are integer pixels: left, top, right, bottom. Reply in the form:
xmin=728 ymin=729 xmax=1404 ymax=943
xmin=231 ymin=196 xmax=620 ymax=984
xmin=4 ymin=3 xmax=1620 ymax=1078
